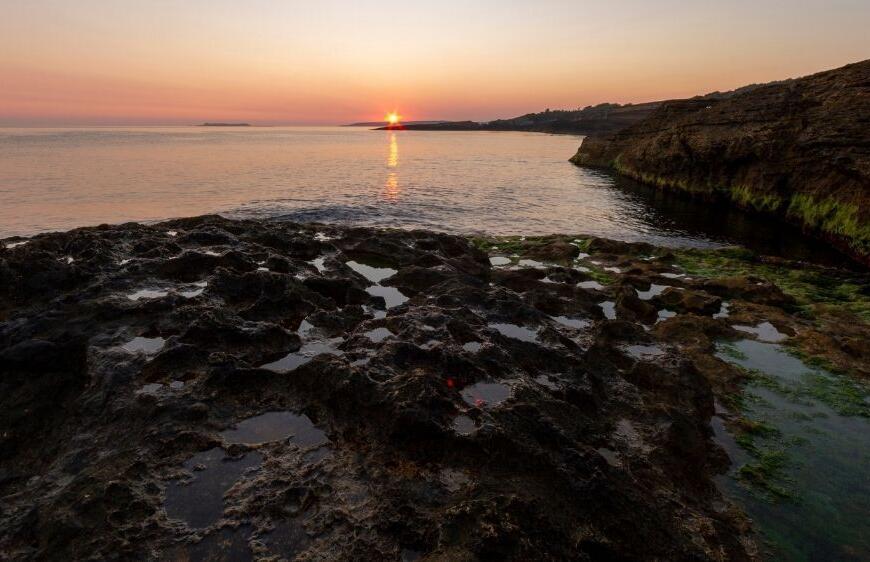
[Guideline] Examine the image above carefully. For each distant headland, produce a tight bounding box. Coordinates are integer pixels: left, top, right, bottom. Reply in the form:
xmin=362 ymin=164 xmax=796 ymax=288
xmin=344 ymin=120 xmax=450 ymax=127
xmin=199 ymin=122 xmax=251 ymax=127
xmin=369 ymin=103 xmax=661 ymax=135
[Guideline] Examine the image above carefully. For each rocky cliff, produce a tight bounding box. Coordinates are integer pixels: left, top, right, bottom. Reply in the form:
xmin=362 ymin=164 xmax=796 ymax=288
xmin=571 ymin=60 xmax=870 ymax=263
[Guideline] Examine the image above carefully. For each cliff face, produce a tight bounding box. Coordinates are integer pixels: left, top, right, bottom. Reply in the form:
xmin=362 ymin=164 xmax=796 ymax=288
xmin=571 ymin=60 xmax=870 ymax=262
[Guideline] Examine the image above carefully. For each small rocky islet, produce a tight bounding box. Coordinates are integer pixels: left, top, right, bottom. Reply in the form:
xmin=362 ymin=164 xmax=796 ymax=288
xmin=1 ymin=215 xmax=868 ymax=560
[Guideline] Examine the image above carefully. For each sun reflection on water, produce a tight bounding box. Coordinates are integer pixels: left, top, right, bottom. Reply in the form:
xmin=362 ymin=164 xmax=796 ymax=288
xmin=384 ymin=133 xmax=400 ymax=201
xmin=384 ymin=173 xmax=399 ymax=200
xmin=387 ymin=133 xmax=398 ymax=168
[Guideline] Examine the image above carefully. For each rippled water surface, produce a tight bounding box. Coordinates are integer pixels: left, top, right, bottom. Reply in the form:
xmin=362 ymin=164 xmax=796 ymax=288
xmin=0 ymin=126 xmax=841 ymax=261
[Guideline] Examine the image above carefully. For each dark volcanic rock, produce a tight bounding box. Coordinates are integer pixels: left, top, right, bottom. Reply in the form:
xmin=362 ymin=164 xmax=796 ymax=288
xmin=571 ymin=60 xmax=870 ymax=262
xmin=0 ymin=217 xmax=757 ymax=561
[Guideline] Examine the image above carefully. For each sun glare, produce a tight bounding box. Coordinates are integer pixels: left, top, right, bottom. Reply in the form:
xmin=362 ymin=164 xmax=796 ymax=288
xmin=385 ymin=112 xmax=401 ymax=125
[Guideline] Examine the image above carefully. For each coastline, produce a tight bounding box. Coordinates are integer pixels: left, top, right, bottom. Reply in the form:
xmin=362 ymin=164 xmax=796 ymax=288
xmin=570 ymin=60 xmax=870 ymax=265
xmin=2 ymin=215 xmax=868 ymax=559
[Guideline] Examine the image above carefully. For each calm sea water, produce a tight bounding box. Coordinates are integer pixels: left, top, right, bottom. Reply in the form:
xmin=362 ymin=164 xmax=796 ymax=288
xmin=0 ymin=126 xmax=841 ymax=262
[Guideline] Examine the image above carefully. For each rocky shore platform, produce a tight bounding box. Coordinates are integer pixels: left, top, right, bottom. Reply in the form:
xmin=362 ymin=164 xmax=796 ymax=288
xmin=1 ymin=216 xmax=868 ymax=561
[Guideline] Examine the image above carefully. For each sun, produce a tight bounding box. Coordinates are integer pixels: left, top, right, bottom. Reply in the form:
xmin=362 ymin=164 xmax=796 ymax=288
xmin=385 ymin=111 xmax=401 ymax=126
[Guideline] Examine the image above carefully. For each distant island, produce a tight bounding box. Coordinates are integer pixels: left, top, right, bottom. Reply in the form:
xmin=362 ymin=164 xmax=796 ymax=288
xmin=199 ymin=122 xmax=251 ymax=127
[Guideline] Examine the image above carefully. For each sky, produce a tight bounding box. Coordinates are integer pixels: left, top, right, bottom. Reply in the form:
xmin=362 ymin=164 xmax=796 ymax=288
xmin=1 ymin=0 xmax=868 ymax=125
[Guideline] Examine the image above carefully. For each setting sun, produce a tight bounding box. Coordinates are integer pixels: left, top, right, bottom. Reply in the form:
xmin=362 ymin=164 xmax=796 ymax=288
xmin=385 ymin=112 xmax=401 ymax=125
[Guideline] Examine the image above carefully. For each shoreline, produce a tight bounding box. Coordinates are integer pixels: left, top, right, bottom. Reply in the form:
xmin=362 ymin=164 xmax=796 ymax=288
xmin=2 ymin=215 xmax=868 ymax=559
xmin=570 ymin=60 xmax=870 ymax=266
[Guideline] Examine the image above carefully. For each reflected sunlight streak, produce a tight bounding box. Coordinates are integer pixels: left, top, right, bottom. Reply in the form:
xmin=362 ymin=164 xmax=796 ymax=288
xmin=384 ymin=173 xmax=399 ymax=201
xmin=387 ymin=133 xmax=398 ymax=168
xmin=384 ymin=133 xmax=400 ymax=201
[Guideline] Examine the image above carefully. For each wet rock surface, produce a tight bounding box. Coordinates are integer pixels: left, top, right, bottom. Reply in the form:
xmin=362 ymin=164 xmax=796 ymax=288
xmin=2 ymin=216 xmax=867 ymax=560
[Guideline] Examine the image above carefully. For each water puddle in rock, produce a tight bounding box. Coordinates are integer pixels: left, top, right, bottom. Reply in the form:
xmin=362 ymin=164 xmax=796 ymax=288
xmin=4 ymin=240 xmax=28 ymax=249
xmin=489 ymin=256 xmax=511 ymax=266
xmin=350 ymin=357 xmax=371 ymax=367
xmin=535 ymin=374 xmax=559 ymax=390
xmin=364 ymin=327 xmax=393 ymax=343
xmin=179 ymin=281 xmax=208 ymax=299
xmin=660 ymin=272 xmax=684 ymax=279
xmin=636 ymin=284 xmax=669 ymax=300
xmin=164 ymin=447 xmax=262 ymax=529
xmin=260 ymin=340 xmax=343 ymax=373
xmin=604 ymin=266 xmax=621 ymax=273
xmin=297 ymin=319 xmax=315 ymax=335
xmin=166 ymin=230 xmax=178 ymax=237
xmin=122 ymin=336 xmax=165 ymax=355
xmin=460 ymin=381 xmax=511 ymax=409
xmin=517 ymin=258 xmax=545 ymax=268
xmin=623 ymin=344 xmax=665 ymax=360
xmin=136 ymin=383 xmax=164 ymax=395
xmin=733 ymin=321 xmax=788 ymax=343
xmin=260 ymin=318 xmax=345 ymax=372
xmin=577 ymin=280 xmax=604 ymax=290
xmin=366 ymin=285 xmax=408 ymax=309
xmin=314 ymin=232 xmax=334 ymax=241
xmin=714 ymin=301 xmax=731 ymax=319
xmin=364 ymin=306 xmax=388 ymax=320
xmin=126 ymin=288 xmax=169 ymax=301
xmin=346 ymin=260 xmax=397 ymax=283
xmin=551 ymin=315 xmax=590 ymax=330
xmin=599 ymin=301 xmax=617 ymax=320
xmin=656 ymin=309 xmax=676 ymax=323
xmin=488 ymin=322 xmax=539 ymax=343
xmin=309 ymin=256 xmax=327 ymax=273
xmin=452 ymin=415 xmax=477 ymax=435
xmin=462 ymin=341 xmax=483 ymax=353
xmin=714 ymin=339 xmax=870 ymax=560
xmin=221 ymin=411 xmax=328 ymax=447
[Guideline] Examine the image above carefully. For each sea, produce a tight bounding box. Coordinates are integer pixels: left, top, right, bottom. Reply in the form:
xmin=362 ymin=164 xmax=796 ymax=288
xmin=0 ymin=126 xmax=841 ymax=263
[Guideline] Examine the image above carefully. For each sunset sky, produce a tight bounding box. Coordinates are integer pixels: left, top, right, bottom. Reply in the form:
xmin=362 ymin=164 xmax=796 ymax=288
xmin=2 ymin=0 xmax=868 ymax=126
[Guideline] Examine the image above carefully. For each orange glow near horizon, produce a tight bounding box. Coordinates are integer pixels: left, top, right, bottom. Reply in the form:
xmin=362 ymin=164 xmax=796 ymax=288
xmin=1 ymin=2 xmax=868 ymax=125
